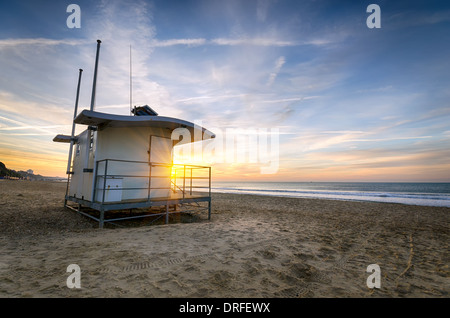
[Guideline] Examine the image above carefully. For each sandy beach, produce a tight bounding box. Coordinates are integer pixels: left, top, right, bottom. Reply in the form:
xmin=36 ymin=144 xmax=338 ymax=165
xmin=0 ymin=180 xmax=448 ymax=298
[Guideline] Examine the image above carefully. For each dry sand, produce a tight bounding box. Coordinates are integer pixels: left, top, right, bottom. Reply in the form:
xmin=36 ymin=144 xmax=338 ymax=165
xmin=0 ymin=180 xmax=448 ymax=298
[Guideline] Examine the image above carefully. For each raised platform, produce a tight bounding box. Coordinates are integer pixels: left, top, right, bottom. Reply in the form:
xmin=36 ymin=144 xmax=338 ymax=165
xmin=64 ymin=159 xmax=212 ymax=228
xmin=65 ymin=194 xmax=211 ymax=228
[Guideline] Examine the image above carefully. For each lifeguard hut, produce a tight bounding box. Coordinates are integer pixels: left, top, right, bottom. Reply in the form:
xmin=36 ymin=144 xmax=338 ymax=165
xmin=53 ymin=40 xmax=214 ymax=228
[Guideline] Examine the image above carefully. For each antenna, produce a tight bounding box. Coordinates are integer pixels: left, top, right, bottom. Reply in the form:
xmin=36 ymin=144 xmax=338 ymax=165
xmin=66 ymin=68 xmax=83 ymax=175
xmin=130 ymin=44 xmax=133 ymax=116
xmin=90 ymin=39 xmax=101 ymax=111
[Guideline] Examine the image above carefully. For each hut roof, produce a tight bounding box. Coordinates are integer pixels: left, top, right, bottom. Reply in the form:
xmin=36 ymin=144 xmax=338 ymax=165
xmin=53 ymin=110 xmax=214 ymax=143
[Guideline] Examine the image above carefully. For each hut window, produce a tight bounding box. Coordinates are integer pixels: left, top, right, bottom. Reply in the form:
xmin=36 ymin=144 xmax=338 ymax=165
xmin=75 ymin=143 xmax=81 ymax=156
xmin=89 ymin=136 xmax=94 ymax=151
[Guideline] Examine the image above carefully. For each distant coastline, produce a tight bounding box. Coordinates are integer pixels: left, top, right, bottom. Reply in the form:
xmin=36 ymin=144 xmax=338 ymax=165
xmin=0 ymin=161 xmax=65 ymax=182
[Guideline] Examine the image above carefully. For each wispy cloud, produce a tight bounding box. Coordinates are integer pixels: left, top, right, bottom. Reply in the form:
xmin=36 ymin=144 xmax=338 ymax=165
xmin=175 ymin=93 xmax=248 ymax=104
xmin=261 ymin=96 xmax=320 ymax=103
xmin=149 ymin=37 xmax=318 ymax=48
xmin=211 ymin=37 xmax=298 ymax=46
xmin=267 ymin=56 xmax=285 ymax=86
xmin=151 ymin=38 xmax=206 ymax=47
xmin=0 ymin=93 xmax=72 ymax=128
xmin=385 ymin=9 xmax=450 ymax=29
xmin=0 ymin=38 xmax=89 ymax=48
xmin=0 ymin=33 xmax=332 ymax=52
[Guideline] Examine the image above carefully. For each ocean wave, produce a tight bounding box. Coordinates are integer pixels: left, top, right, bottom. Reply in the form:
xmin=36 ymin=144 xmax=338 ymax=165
xmin=213 ymin=186 xmax=450 ymax=199
xmin=211 ymin=186 xmax=450 ymax=207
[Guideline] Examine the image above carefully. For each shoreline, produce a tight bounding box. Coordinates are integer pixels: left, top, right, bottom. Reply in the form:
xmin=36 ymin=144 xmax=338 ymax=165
xmin=0 ymin=180 xmax=449 ymax=297
xmin=212 ymin=189 xmax=450 ymax=208
xmin=211 ymin=181 xmax=450 ymax=208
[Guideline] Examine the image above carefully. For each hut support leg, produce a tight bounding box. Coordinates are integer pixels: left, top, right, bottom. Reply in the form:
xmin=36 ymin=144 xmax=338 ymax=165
xmin=208 ymin=200 xmax=211 ymax=220
xmin=165 ymin=204 xmax=169 ymax=224
xmin=99 ymin=208 xmax=105 ymax=228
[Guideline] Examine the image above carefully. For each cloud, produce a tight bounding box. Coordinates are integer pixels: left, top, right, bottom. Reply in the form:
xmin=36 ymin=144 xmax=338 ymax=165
xmin=211 ymin=37 xmax=298 ymax=47
xmin=0 ymin=93 xmax=72 ymax=129
xmin=209 ymin=38 xmax=332 ymax=47
xmin=267 ymin=56 xmax=286 ymax=86
xmin=304 ymin=142 xmax=450 ymax=169
xmin=144 ymin=37 xmax=333 ymax=49
xmin=260 ymin=96 xmax=320 ymax=103
xmin=275 ymin=134 xmax=450 ymax=182
xmin=386 ymin=9 xmax=450 ymax=29
xmin=0 ymin=38 xmax=89 ymax=48
xmin=321 ymin=130 xmax=365 ymax=134
xmin=151 ymin=38 xmax=206 ymax=47
xmin=175 ymin=94 xmax=248 ymax=104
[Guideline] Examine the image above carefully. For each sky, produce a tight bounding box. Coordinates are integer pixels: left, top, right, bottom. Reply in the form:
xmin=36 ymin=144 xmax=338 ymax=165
xmin=0 ymin=0 xmax=449 ymax=181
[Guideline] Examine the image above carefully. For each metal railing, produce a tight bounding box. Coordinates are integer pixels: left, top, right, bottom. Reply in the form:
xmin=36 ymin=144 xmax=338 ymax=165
xmin=93 ymin=159 xmax=211 ymax=205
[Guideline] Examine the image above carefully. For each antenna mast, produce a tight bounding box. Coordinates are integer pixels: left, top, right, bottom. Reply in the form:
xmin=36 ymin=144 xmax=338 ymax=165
xmin=90 ymin=39 xmax=101 ymax=111
xmin=130 ymin=44 xmax=133 ymax=115
xmin=66 ymin=68 xmax=83 ymax=175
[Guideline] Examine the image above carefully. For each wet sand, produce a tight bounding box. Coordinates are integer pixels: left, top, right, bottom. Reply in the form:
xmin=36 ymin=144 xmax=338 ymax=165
xmin=0 ymin=180 xmax=448 ymax=297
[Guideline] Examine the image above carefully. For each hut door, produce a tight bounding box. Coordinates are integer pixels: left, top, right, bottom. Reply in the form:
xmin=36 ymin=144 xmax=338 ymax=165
xmin=149 ymin=136 xmax=173 ymax=198
xmin=149 ymin=136 xmax=172 ymax=164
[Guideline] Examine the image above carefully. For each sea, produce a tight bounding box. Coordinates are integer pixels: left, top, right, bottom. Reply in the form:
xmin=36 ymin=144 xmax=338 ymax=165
xmin=211 ymin=182 xmax=450 ymax=207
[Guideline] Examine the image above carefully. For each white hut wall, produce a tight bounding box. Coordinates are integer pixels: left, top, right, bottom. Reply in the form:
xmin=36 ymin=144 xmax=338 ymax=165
xmin=94 ymin=126 xmax=173 ymax=202
xmin=68 ymin=129 xmax=96 ymax=201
